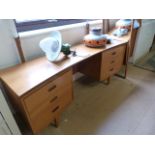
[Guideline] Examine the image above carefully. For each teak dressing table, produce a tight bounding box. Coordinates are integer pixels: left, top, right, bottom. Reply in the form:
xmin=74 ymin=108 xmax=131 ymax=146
xmin=0 ymin=30 xmax=131 ymax=134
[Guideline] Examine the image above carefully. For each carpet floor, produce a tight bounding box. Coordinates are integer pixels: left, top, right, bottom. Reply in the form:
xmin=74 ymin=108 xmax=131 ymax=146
xmin=135 ymin=46 xmax=155 ymax=72
xmin=41 ymin=65 xmax=155 ymax=135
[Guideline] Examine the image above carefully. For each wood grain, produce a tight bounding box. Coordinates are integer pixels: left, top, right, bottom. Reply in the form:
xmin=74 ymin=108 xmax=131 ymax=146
xmin=0 ymin=39 xmax=128 ymax=97
xmin=14 ymin=37 xmax=26 ymax=63
xmin=100 ymin=45 xmax=126 ymax=80
xmin=0 ymin=27 xmax=131 ymax=134
xmin=79 ymin=44 xmax=126 ymax=81
xmin=2 ymin=69 xmax=73 ymax=134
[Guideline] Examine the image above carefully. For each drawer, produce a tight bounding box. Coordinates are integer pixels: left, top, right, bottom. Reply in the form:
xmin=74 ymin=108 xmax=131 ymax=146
xmin=102 ymin=57 xmax=123 ymax=71
xmin=101 ymin=45 xmax=126 ymax=80
xmin=30 ymin=102 xmax=62 ymax=133
xmin=101 ymin=60 xmax=124 ymax=80
xmin=107 ymin=66 xmax=120 ymax=76
xmin=29 ymin=92 xmax=70 ymax=133
xmin=102 ymin=45 xmax=125 ymax=69
xmin=23 ymin=69 xmax=72 ymax=114
xmin=26 ymin=77 xmax=73 ymax=133
xmin=102 ymin=45 xmax=126 ymax=61
xmin=101 ymin=66 xmax=121 ymax=80
xmin=57 ymin=85 xmax=73 ymax=109
xmin=29 ymin=85 xmax=72 ymax=122
xmin=29 ymin=95 xmax=59 ymax=122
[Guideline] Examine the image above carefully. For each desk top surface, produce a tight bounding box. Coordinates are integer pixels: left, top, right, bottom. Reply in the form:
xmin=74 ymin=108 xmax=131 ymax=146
xmin=0 ymin=30 xmax=130 ymax=97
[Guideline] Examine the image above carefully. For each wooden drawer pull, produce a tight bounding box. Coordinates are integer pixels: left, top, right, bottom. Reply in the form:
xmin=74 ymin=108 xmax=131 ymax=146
xmin=50 ymin=96 xmax=58 ymax=103
xmin=52 ymin=106 xmax=60 ymax=113
xmin=110 ymin=68 xmax=114 ymax=71
xmin=112 ymin=52 xmax=116 ymax=55
xmin=111 ymin=60 xmax=115 ymax=64
xmin=48 ymin=85 xmax=56 ymax=92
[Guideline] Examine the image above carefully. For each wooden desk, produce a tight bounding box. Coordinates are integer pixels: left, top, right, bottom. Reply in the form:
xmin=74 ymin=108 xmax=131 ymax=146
xmin=0 ymin=32 xmax=130 ymax=134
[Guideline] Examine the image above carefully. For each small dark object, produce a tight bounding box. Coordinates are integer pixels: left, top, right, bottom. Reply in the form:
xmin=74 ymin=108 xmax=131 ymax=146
xmin=107 ymin=38 xmax=111 ymax=44
xmin=72 ymin=51 xmax=77 ymax=57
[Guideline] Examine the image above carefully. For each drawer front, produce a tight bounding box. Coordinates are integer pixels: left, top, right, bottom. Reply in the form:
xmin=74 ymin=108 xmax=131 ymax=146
xmin=29 ymin=85 xmax=72 ymax=122
xmin=30 ymin=105 xmax=53 ymax=133
xmin=29 ymin=86 xmax=72 ymax=133
xmin=57 ymin=84 xmax=73 ymax=109
xmin=23 ymin=69 xmax=73 ymax=133
xmin=101 ymin=45 xmax=126 ymax=80
xmin=30 ymin=99 xmax=62 ymax=133
xmin=23 ymin=69 xmax=72 ymax=114
xmin=102 ymin=45 xmax=125 ymax=61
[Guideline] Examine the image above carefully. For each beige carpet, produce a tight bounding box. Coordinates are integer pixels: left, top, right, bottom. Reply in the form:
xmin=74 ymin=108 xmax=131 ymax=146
xmin=40 ymin=65 xmax=155 ymax=135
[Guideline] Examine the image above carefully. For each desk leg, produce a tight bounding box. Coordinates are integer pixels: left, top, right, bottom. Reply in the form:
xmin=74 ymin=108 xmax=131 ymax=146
xmin=51 ymin=114 xmax=60 ymax=128
xmin=103 ymin=77 xmax=110 ymax=85
xmin=115 ymin=44 xmax=129 ymax=79
xmin=115 ymin=65 xmax=128 ymax=79
xmin=107 ymin=77 xmax=111 ymax=84
xmin=124 ymin=44 xmax=129 ymax=78
xmin=124 ymin=63 xmax=128 ymax=78
xmin=54 ymin=115 xmax=60 ymax=128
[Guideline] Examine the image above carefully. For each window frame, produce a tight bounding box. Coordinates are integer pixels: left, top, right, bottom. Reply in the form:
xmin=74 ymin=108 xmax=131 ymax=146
xmin=15 ymin=19 xmax=96 ymax=32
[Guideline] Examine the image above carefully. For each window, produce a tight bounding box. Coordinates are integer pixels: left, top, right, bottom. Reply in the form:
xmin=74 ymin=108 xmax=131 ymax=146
xmin=15 ymin=19 xmax=95 ymax=32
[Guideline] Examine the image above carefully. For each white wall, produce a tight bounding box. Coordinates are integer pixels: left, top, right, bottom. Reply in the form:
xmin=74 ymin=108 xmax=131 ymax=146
xmin=132 ymin=19 xmax=155 ymax=63
xmin=0 ymin=20 xmax=20 ymax=69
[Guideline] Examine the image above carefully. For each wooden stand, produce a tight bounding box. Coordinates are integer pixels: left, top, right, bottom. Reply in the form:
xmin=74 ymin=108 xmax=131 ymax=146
xmin=86 ymin=23 xmax=90 ymax=34
xmin=14 ymin=37 xmax=25 ymax=63
xmin=102 ymin=19 xmax=110 ymax=34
